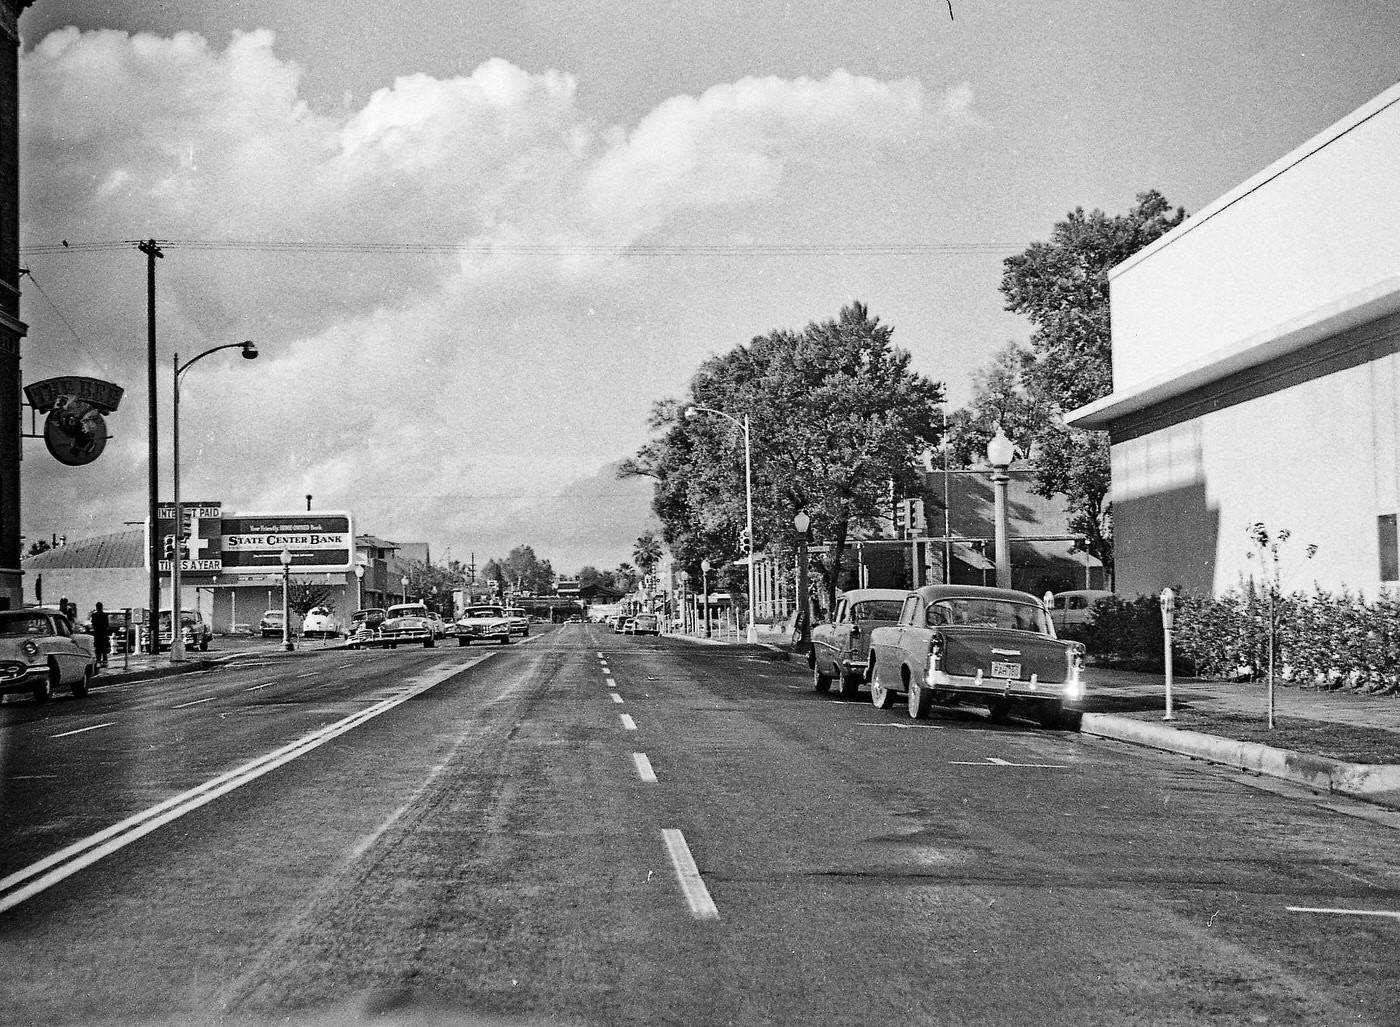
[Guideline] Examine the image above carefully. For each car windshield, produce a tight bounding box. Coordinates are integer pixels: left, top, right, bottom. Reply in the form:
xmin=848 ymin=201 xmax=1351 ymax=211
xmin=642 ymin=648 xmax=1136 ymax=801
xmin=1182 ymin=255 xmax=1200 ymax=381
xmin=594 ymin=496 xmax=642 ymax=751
xmin=387 ymin=606 xmax=426 ymax=617
xmin=352 ymin=610 xmax=383 ymax=624
xmin=851 ymin=600 xmax=904 ymax=620
xmin=0 ymin=612 xmax=53 ymax=636
xmin=466 ymin=607 xmax=503 ymax=617
xmin=927 ymin=598 xmax=1051 ymax=634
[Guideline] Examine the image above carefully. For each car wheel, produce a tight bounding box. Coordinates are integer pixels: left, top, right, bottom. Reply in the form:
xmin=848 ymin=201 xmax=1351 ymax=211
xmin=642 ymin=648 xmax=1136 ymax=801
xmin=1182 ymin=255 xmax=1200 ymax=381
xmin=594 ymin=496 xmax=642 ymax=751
xmin=458 ymin=637 xmax=469 ymax=647
xmin=500 ymin=636 xmax=510 ymax=645
xmin=389 ymin=643 xmax=398 ymax=649
xmin=987 ymin=699 xmax=1011 ymax=722
xmin=523 ymin=627 xmax=530 ymax=636
xmin=33 ymin=666 xmax=56 ymax=703
xmin=1037 ymin=699 xmax=1063 ymax=729
xmin=907 ymin=675 xmax=931 ymax=719
xmin=869 ymin=665 xmax=896 ymax=710
xmin=812 ymin=659 xmax=833 ymax=693
xmin=838 ymin=672 xmax=861 ymax=699
xmin=200 ymin=638 xmax=209 ymax=652
xmin=424 ymin=638 xmax=435 ymax=648
xmin=72 ymin=664 xmax=93 ymax=698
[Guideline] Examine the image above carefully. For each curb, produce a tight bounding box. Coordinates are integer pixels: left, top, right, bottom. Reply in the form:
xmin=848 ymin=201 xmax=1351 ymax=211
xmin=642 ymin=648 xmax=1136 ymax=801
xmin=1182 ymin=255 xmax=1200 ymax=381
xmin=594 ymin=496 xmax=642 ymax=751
xmin=1081 ymin=712 xmax=1400 ymax=809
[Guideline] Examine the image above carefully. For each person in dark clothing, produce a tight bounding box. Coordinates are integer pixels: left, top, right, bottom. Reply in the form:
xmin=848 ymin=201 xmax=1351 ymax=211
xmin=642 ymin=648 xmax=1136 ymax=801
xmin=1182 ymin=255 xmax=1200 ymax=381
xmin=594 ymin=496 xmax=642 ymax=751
xmin=91 ymin=602 xmax=111 ymax=668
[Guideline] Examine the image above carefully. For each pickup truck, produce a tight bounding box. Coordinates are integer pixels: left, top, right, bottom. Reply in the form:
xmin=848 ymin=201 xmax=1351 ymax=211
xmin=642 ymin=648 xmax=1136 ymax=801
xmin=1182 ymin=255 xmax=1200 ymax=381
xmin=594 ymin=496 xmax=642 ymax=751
xmin=809 ymin=588 xmax=908 ymax=698
xmin=865 ymin=584 xmax=1085 ymax=728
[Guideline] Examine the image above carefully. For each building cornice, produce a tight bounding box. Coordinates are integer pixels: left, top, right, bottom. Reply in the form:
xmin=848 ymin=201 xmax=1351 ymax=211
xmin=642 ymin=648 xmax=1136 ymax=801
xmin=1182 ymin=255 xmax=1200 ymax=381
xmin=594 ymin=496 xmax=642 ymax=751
xmin=1067 ymin=275 xmax=1400 ymax=430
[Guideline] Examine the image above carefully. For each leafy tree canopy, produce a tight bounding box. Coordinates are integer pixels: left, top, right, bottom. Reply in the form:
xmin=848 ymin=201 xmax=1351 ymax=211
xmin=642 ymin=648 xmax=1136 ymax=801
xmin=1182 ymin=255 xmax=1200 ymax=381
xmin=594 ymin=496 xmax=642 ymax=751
xmin=482 ymin=544 xmax=555 ymax=595
xmin=624 ymin=301 xmax=945 ymax=608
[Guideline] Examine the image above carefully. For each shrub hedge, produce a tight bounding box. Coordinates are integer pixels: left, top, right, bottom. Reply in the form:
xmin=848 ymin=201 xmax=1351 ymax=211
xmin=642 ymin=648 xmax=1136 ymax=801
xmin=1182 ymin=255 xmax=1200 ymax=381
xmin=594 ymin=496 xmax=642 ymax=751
xmin=1078 ymin=585 xmax=1400 ymax=694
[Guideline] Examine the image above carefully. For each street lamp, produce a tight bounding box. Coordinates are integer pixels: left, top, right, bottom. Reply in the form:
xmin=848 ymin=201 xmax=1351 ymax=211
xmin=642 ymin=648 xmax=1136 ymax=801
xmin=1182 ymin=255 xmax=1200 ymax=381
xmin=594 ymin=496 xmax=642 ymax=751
xmin=793 ymin=510 xmax=812 ymax=652
xmin=355 ymin=564 xmax=365 ymax=612
xmin=685 ymin=404 xmax=759 ymax=643
xmin=986 ymin=426 xmax=1015 ymax=589
xmin=170 ymin=339 xmax=258 ymax=662
xmin=401 ymin=575 xmax=409 ymax=604
xmin=279 ymin=546 xmax=293 ymax=651
xmin=700 ymin=558 xmax=712 ymax=638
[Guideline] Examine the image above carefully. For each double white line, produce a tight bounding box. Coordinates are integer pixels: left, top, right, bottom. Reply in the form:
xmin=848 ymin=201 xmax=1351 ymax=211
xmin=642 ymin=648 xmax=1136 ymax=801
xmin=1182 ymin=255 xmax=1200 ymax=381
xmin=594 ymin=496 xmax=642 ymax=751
xmin=0 ymin=662 xmax=465 ymax=914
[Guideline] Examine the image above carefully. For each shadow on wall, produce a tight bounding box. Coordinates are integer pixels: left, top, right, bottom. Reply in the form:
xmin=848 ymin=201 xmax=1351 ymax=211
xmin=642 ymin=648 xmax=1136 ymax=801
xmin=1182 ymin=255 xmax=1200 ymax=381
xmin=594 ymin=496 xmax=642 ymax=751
xmin=1115 ymin=480 xmax=1220 ymax=596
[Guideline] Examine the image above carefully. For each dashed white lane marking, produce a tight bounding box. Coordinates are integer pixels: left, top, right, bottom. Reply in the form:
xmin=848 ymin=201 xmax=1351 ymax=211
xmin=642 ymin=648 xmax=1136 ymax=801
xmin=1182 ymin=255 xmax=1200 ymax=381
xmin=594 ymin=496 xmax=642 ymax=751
xmin=611 ymin=692 xmax=624 ymax=704
xmin=662 ymin=829 xmax=719 ymax=920
xmin=172 ymin=696 xmax=216 ymax=709
xmin=1287 ymin=906 xmax=1400 ymax=919
xmin=295 ymin=672 xmax=316 ymax=679
xmin=0 ymin=660 xmax=468 ymax=914
xmin=620 ymin=714 xmax=637 ymax=731
xmin=245 ymin=682 xmax=274 ymax=691
xmin=949 ymin=757 xmax=1067 ymax=768
xmin=50 ymin=722 xmax=116 ymax=739
xmin=633 ymin=752 xmax=657 ymax=783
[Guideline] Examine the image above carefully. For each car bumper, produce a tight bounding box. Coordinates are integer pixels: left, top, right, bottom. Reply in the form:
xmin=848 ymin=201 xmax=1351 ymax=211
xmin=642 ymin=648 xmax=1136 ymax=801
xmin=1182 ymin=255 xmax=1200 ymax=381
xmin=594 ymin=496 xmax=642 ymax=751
xmin=383 ymin=629 xmax=432 ymax=643
xmin=930 ymin=668 xmax=1084 ymax=702
xmin=0 ymin=663 xmax=45 ymax=692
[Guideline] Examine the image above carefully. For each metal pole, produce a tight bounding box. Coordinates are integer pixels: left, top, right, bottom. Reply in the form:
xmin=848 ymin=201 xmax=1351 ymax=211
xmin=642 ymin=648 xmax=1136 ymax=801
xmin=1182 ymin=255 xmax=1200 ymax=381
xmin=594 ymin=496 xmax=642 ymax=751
xmin=991 ymin=468 xmax=1011 ymax=589
xmin=140 ymin=240 xmax=163 ymax=649
xmin=282 ymin=562 xmax=292 ymax=651
xmin=796 ymin=535 xmax=811 ymax=652
xmin=170 ymin=352 xmax=184 ymax=662
xmin=743 ymin=414 xmax=758 ymax=644
xmin=943 ymin=415 xmax=952 ymax=583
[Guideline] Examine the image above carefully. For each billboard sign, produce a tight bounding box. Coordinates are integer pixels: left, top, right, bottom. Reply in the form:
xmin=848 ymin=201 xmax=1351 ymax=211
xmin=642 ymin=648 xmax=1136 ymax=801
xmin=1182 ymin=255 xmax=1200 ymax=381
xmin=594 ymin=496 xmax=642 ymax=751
xmin=219 ymin=511 xmax=354 ymax=573
xmin=150 ymin=501 xmax=224 ymax=574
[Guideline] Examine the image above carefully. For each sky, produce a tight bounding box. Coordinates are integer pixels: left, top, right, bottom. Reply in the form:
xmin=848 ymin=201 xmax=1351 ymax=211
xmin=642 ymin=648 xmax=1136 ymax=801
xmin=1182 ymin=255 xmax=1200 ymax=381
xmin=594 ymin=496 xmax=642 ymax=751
xmin=15 ymin=0 xmax=1400 ymax=573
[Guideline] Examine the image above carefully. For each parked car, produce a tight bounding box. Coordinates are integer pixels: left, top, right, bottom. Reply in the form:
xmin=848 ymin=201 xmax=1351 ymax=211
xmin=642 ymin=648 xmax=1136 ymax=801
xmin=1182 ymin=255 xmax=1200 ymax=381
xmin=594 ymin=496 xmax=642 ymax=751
xmin=866 ymin=584 xmax=1086 ymax=728
xmin=505 ymin=607 xmax=531 ymax=636
xmin=301 ymin=606 xmax=342 ymax=639
xmin=454 ymin=604 xmax=512 ymax=646
xmin=617 ymin=617 xmax=635 ymax=634
xmin=0 ymin=608 xmax=97 ymax=702
xmin=425 ymin=611 xmax=449 ymax=639
xmin=260 ymin=609 xmax=292 ymax=639
xmin=347 ymin=608 xmax=387 ymax=649
xmin=627 ymin=613 xmax=660 ymax=636
xmin=101 ymin=608 xmax=139 ymax=655
xmin=1049 ymin=589 xmax=1114 ymax=633
xmin=809 ymin=588 xmax=908 ymax=698
xmin=147 ymin=609 xmax=212 ymax=652
xmin=380 ymin=603 xmax=436 ymax=648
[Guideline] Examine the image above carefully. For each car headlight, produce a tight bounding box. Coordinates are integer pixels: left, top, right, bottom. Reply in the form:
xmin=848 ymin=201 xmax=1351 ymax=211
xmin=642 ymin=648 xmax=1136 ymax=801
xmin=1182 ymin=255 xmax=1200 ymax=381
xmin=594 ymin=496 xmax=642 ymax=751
xmin=21 ymin=639 xmax=39 ymax=659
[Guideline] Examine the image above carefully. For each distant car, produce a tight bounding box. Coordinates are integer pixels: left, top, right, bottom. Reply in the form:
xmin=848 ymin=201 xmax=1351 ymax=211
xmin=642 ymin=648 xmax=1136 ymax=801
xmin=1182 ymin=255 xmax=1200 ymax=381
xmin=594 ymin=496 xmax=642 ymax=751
xmin=347 ymin=608 xmax=387 ymax=649
xmin=617 ymin=617 xmax=635 ymax=634
xmin=455 ymin=604 xmax=512 ymax=646
xmin=381 ymin=603 xmax=436 ymax=648
xmin=99 ymin=608 xmax=139 ymax=655
xmin=505 ymin=608 xmax=531 ymax=636
xmin=301 ymin=606 xmax=342 ymax=639
xmin=150 ymin=609 xmax=211 ymax=652
xmin=423 ymin=611 xmax=448 ymax=639
xmin=809 ymin=588 xmax=909 ymax=698
xmin=628 ymin=613 xmax=660 ymax=636
xmin=866 ymin=585 xmax=1086 ymax=728
xmin=260 ymin=609 xmax=291 ymax=639
xmin=1049 ymin=589 xmax=1114 ymax=633
xmin=0 ymin=609 xmax=97 ymax=702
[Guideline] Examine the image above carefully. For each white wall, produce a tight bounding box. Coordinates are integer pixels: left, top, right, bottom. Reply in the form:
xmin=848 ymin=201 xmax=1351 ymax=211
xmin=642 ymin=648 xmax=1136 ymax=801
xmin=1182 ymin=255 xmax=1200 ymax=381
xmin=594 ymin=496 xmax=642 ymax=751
xmin=1109 ymin=82 xmax=1400 ymax=395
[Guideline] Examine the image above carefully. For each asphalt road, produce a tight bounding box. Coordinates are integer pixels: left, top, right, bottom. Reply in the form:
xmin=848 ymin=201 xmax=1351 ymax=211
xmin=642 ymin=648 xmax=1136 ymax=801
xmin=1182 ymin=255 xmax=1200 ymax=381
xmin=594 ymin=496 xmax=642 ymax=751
xmin=2 ymin=624 xmax=1399 ymax=1026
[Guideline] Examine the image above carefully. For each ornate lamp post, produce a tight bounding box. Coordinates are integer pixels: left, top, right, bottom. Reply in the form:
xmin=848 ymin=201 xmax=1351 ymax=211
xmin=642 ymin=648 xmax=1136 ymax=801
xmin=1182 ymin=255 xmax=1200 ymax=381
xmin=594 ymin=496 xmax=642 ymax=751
xmin=793 ymin=509 xmax=812 ymax=652
xmin=355 ymin=564 xmax=365 ymax=612
xmin=170 ymin=340 xmax=257 ymax=662
xmin=700 ymin=558 xmax=712 ymax=638
xmin=279 ymin=546 xmax=293 ymax=651
xmin=684 ymin=404 xmax=759 ymax=644
xmin=986 ymin=426 xmax=1015 ymax=589
xmin=401 ymin=575 xmax=409 ymax=605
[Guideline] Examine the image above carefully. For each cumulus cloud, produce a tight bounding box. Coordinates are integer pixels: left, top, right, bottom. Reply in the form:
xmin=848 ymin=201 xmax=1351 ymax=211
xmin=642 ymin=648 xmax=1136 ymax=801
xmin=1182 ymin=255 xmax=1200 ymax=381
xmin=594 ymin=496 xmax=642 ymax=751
xmin=18 ymin=28 xmax=982 ymax=565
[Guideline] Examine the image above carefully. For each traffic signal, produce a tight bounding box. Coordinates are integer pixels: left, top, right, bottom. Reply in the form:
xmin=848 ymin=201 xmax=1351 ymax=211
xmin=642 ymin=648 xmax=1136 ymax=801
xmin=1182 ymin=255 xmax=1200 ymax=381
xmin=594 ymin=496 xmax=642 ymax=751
xmin=163 ymin=534 xmax=176 ymax=560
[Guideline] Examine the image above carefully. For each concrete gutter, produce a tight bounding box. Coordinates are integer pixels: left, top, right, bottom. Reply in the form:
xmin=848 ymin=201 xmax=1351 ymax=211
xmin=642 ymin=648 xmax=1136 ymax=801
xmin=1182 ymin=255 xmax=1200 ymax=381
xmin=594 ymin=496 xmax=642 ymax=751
xmin=1081 ymin=712 xmax=1400 ymax=809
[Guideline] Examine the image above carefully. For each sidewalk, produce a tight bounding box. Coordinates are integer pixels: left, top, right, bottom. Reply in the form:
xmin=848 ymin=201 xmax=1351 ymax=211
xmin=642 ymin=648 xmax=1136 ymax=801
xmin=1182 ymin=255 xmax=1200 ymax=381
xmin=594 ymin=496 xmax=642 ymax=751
xmin=679 ymin=628 xmax=1400 ymax=809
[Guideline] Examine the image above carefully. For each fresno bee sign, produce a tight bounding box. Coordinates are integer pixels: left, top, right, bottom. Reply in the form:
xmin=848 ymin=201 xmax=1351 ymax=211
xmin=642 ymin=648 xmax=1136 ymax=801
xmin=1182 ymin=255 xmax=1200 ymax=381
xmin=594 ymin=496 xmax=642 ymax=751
xmin=219 ymin=511 xmax=355 ymax=573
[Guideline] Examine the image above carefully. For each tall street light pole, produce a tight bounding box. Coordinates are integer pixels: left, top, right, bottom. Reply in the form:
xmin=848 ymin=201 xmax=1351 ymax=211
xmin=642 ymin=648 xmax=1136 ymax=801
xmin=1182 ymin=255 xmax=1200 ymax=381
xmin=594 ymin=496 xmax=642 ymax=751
xmin=793 ymin=509 xmax=812 ymax=653
xmin=986 ymin=426 xmax=1015 ymax=589
xmin=685 ymin=404 xmax=759 ymax=644
xmin=280 ymin=547 xmax=293 ymax=651
xmin=700 ymin=559 xmax=711 ymax=638
xmin=170 ymin=340 xmax=258 ymax=663
xmin=140 ymin=240 xmax=163 ymax=647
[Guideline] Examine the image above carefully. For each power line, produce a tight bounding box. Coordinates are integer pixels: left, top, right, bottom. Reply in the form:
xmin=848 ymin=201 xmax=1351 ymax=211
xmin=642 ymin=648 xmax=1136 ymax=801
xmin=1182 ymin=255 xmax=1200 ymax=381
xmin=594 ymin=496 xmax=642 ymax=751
xmin=17 ymin=238 xmax=1016 ymax=258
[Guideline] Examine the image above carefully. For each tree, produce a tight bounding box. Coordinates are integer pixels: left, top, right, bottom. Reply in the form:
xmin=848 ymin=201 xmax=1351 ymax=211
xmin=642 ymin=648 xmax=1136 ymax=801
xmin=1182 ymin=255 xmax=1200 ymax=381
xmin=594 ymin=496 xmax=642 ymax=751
xmin=632 ymin=531 xmax=662 ymax=579
xmin=945 ymin=341 xmax=1050 ymax=467
xmin=286 ymin=580 xmax=336 ymax=620
xmin=998 ymin=190 xmax=1187 ymax=587
xmin=624 ymin=302 xmax=945 ymax=609
xmin=482 ymin=545 xmax=555 ymax=596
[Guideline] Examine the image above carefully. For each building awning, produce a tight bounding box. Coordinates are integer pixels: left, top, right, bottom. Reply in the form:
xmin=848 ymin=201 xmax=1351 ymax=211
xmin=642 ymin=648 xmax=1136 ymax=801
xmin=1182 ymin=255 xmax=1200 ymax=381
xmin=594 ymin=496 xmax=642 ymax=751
xmin=949 ymin=542 xmax=994 ymax=571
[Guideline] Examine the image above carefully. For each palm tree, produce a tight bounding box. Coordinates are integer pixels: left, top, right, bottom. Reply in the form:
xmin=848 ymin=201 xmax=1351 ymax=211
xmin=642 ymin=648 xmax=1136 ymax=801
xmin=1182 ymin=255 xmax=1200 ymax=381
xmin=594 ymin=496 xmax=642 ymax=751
xmin=632 ymin=531 xmax=663 ymax=578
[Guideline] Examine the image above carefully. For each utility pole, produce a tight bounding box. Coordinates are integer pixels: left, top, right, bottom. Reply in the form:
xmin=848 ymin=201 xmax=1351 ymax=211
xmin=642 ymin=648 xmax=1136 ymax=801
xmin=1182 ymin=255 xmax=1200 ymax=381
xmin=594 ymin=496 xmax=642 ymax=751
xmin=139 ymin=239 xmax=163 ymax=647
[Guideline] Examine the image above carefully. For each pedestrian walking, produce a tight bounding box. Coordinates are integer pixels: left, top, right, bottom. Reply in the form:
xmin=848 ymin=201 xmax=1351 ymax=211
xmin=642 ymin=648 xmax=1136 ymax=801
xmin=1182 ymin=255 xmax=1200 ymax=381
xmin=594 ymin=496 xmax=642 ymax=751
xmin=91 ymin=602 xmax=111 ymax=667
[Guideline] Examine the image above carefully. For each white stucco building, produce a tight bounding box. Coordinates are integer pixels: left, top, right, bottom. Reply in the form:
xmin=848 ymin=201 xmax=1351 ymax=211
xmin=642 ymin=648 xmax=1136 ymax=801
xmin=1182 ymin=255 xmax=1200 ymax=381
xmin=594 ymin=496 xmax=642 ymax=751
xmin=1069 ymin=81 xmax=1400 ymax=597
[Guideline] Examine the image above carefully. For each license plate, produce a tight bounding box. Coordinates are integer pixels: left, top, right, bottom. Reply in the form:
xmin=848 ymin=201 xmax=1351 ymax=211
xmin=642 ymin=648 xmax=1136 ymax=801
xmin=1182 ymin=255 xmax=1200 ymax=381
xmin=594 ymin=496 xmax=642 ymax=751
xmin=990 ymin=661 xmax=1021 ymax=680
